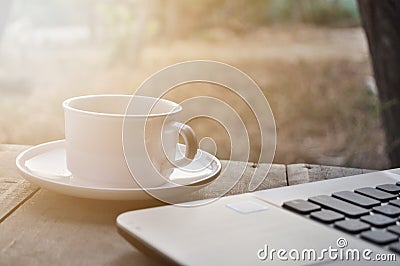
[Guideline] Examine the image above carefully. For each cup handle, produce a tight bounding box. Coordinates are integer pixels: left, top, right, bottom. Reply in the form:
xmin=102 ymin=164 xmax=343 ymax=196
xmin=172 ymin=122 xmax=198 ymax=167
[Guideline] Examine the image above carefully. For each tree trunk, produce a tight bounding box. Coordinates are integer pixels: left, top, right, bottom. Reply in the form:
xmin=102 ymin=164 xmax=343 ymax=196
xmin=357 ymin=0 xmax=400 ymax=167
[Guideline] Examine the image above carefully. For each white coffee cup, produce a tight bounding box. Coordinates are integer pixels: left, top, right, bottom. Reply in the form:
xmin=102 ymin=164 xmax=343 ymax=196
xmin=63 ymin=94 xmax=198 ymax=188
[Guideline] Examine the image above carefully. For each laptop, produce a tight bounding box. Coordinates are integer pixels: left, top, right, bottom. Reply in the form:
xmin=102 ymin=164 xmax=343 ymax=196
xmin=117 ymin=169 xmax=400 ymax=265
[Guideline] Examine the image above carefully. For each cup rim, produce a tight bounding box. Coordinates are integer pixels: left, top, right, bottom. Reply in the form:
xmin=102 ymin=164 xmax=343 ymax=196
xmin=63 ymin=94 xmax=182 ymax=118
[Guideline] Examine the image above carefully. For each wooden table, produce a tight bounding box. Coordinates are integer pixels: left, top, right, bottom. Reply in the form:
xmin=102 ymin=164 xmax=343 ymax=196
xmin=0 ymin=145 xmax=373 ymax=265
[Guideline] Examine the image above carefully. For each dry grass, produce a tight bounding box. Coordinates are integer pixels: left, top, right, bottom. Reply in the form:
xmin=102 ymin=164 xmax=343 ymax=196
xmin=0 ymin=25 xmax=388 ymax=169
xmin=260 ymin=59 xmax=387 ymax=169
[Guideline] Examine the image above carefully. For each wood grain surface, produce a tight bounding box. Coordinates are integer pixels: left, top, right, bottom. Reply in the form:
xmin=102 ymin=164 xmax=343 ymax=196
xmin=0 ymin=145 xmax=38 ymax=222
xmin=286 ymin=163 xmax=375 ymax=186
xmin=0 ymin=144 xmax=372 ymax=265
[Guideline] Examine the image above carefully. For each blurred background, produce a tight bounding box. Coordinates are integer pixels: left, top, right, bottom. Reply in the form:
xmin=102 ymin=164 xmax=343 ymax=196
xmin=0 ymin=0 xmax=386 ymax=169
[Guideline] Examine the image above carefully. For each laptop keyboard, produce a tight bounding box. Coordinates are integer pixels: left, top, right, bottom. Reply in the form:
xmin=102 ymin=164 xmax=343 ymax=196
xmin=282 ymin=181 xmax=400 ymax=254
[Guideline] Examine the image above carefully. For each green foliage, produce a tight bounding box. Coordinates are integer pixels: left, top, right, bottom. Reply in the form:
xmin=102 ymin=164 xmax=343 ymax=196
xmin=172 ymin=0 xmax=360 ymax=30
xmin=265 ymin=0 xmax=295 ymax=22
xmin=8 ymin=0 xmax=360 ymax=38
xmin=301 ymin=0 xmax=360 ymax=26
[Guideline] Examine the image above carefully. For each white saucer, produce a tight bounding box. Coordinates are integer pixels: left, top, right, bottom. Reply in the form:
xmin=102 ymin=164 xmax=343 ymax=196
xmin=16 ymin=140 xmax=221 ymax=200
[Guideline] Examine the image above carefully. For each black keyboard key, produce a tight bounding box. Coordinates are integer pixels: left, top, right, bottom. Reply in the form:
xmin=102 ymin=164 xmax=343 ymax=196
xmin=376 ymin=184 xmax=400 ymax=194
xmin=283 ymin=199 xmax=321 ymax=214
xmin=332 ymin=191 xmax=380 ymax=208
xmin=361 ymin=230 xmax=398 ymax=245
xmin=355 ymin=187 xmax=396 ymax=202
xmin=309 ymin=195 xmax=369 ymax=218
xmin=372 ymin=205 xmax=400 ymax=217
xmin=334 ymin=219 xmax=370 ymax=234
xmin=389 ymin=199 xmax=400 ymax=208
xmin=389 ymin=242 xmax=400 ymax=254
xmin=397 ymin=181 xmax=400 ymax=186
xmin=360 ymin=214 xmax=396 ymax=228
xmin=310 ymin=210 xmax=344 ymax=223
xmin=388 ymin=225 xmax=400 ymax=236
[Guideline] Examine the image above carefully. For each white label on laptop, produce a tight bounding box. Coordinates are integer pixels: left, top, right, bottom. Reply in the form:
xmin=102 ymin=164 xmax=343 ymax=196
xmin=226 ymin=201 xmax=268 ymax=214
